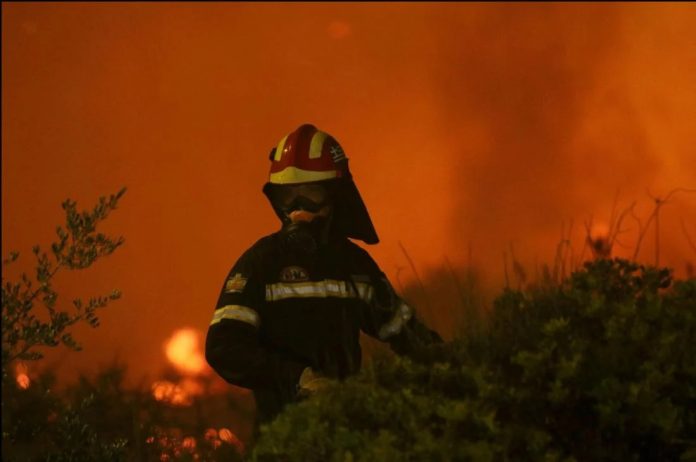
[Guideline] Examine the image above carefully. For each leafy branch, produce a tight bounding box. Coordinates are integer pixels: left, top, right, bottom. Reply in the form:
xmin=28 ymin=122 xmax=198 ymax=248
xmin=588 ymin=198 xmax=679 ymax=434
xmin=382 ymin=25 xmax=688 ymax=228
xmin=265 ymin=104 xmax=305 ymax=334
xmin=1 ymin=188 xmax=127 ymax=379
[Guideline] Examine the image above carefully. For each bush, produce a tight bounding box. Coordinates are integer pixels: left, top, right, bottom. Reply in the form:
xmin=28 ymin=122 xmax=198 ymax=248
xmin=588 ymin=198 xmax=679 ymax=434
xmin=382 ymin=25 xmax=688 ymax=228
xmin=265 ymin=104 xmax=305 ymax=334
xmin=2 ymin=189 xmax=128 ymax=461
xmin=3 ymin=361 xmax=248 ymax=462
xmin=252 ymin=259 xmax=696 ymax=461
xmin=2 ymin=189 xmax=248 ymax=461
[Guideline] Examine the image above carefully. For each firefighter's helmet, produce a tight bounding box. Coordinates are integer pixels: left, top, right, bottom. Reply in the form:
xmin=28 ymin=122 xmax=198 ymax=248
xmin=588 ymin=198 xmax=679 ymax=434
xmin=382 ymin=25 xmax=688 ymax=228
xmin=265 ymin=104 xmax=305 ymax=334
xmin=263 ymin=124 xmax=379 ymax=245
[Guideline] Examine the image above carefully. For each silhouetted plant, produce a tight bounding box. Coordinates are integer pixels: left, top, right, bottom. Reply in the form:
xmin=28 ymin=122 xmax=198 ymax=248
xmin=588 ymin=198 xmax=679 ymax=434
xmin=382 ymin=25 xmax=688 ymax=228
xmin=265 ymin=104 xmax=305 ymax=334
xmin=2 ymin=188 xmax=127 ymax=379
xmin=2 ymin=189 xmax=127 ymax=461
xmin=252 ymin=259 xmax=696 ymax=461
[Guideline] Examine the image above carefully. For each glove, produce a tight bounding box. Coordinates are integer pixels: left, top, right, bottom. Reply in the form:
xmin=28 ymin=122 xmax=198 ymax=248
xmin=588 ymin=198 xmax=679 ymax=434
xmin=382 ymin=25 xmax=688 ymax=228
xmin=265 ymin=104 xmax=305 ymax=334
xmin=296 ymin=367 xmax=331 ymax=398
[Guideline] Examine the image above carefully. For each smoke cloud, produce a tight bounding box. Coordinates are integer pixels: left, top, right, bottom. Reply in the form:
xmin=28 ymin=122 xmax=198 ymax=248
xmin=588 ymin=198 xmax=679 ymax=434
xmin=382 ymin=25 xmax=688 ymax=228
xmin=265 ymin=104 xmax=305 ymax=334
xmin=3 ymin=3 xmax=694 ymax=384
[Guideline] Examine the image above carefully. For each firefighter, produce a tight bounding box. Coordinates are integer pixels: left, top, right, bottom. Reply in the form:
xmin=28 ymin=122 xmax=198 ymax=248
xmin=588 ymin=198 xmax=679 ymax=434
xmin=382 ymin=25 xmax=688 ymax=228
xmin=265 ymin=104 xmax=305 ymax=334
xmin=205 ymin=123 xmax=442 ymax=428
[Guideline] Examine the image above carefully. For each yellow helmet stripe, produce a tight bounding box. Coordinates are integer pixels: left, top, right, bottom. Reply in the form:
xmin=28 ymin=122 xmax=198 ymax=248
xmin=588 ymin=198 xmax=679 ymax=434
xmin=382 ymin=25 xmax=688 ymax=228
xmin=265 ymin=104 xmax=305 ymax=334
xmin=274 ymin=135 xmax=288 ymax=161
xmin=210 ymin=305 xmax=260 ymax=328
xmin=308 ymin=130 xmax=327 ymax=159
xmin=269 ymin=166 xmax=337 ymax=184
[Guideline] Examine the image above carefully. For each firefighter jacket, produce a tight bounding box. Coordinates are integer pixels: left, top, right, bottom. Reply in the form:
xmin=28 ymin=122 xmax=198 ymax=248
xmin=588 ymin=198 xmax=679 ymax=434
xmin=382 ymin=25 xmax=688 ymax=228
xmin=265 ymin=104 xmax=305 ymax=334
xmin=205 ymin=232 xmax=442 ymax=423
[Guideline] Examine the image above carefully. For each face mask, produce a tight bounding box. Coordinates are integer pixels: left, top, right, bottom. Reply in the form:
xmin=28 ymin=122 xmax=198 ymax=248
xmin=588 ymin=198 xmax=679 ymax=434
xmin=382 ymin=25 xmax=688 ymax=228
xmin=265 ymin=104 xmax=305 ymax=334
xmin=279 ymin=196 xmax=333 ymax=256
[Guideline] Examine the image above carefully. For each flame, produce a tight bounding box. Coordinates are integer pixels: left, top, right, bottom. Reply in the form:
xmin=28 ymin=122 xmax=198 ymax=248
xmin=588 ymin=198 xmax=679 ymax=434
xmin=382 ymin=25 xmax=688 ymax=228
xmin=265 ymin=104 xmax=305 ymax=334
xmin=15 ymin=363 xmax=30 ymax=389
xmin=152 ymin=380 xmax=192 ymax=406
xmin=153 ymin=329 xmax=209 ymax=406
xmin=218 ymin=428 xmax=235 ymax=443
xmin=143 ymin=429 xmax=243 ymax=459
xmin=203 ymin=428 xmax=221 ymax=449
xmin=590 ymin=221 xmax=611 ymax=240
xmin=181 ymin=437 xmax=196 ymax=451
xmin=165 ymin=328 xmax=207 ymax=375
xmin=587 ymin=221 xmax=613 ymax=259
xmin=16 ymin=374 xmax=30 ymax=389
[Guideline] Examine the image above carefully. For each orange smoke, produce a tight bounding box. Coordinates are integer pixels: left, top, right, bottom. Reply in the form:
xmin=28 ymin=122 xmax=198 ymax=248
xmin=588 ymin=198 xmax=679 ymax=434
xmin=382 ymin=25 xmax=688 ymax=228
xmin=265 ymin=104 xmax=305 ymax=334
xmin=327 ymin=20 xmax=351 ymax=40
xmin=164 ymin=328 xmax=207 ymax=376
xmin=2 ymin=3 xmax=695 ymax=386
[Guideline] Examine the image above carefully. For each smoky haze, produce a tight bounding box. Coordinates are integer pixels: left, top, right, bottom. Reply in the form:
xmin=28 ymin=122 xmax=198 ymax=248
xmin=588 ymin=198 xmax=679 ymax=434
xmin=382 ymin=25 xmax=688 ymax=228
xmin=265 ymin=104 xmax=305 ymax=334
xmin=419 ymin=4 xmax=695 ymax=279
xmin=2 ymin=3 xmax=695 ymax=384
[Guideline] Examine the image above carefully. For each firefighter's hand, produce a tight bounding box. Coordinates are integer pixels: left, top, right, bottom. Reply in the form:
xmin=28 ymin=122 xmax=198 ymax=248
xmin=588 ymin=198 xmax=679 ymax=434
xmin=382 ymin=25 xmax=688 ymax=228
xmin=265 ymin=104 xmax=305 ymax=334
xmin=296 ymin=367 xmax=331 ymax=398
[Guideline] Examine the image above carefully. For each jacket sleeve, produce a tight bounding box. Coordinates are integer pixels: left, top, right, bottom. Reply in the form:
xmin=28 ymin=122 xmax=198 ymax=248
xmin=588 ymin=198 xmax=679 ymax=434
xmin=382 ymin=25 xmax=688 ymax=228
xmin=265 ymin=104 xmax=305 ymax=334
xmin=205 ymin=248 xmax=307 ymax=392
xmin=352 ymin=248 xmax=443 ymax=356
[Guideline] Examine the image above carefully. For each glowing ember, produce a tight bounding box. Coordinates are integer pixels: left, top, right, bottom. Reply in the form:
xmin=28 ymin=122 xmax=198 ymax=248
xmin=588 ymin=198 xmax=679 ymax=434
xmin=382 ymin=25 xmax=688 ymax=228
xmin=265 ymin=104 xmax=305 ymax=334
xmin=203 ymin=427 xmax=223 ymax=448
xmin=151 ymin=380 xmax=191 ymax=406
xmin=16 ymin=373 xmax=30 ymax=389
xmin=15 ymin=363 xmax=30 ymax=389
xmin=165 ymin=328 xmax=207 ymax=375
xmin=181 ymin=437 xmax=196 ymax=451
xmin=218 ymin=428 xmax=234 ymax=443
xmin=204 ymin=428 xmax=217 ymax=441
xmin=219 ymin=428 xmax=245 ymax=453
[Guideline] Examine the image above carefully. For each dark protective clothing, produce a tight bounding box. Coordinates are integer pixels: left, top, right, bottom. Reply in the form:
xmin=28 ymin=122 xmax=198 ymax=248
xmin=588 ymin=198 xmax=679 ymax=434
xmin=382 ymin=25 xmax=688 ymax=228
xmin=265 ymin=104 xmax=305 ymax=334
xmin=205 ymin=232 xmax=442 ymax=423
xmin=207 ymin=123 xmax=440 ymax=427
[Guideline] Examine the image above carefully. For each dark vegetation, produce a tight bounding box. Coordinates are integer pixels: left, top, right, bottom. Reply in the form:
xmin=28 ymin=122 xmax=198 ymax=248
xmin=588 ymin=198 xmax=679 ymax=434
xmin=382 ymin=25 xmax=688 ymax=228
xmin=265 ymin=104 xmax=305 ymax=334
xmin=2 ymin=190 xmax=250 ymax=461
xmin=2 ymin=190 xmax=695 ymax=461
xmin=3 ymin=362 xmax=249 ymax=461
xmin=252 ymin=259 xmax=695 ymax=461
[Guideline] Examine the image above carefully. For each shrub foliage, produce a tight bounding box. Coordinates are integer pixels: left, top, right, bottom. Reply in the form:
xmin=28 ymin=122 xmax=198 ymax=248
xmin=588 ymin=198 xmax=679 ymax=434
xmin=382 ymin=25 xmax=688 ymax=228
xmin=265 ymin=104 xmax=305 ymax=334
xmin=2 ymin=189 xmax=248 ymax=461
xmin=2 ymin=189 xmax=129 ymax=461
xmin=4 ymin=192 xmax=694 ymax=461
xmin=252 ymin=259 xmax=696 ymax=462
xmin=2 ymin=188 xmax=126 ymax=374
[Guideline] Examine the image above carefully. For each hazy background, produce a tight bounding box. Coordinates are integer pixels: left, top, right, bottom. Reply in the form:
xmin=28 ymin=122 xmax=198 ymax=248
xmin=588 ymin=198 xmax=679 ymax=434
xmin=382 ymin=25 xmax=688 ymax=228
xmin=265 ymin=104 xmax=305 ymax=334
xmin=3 ymin=3 xmax=695 ymax=386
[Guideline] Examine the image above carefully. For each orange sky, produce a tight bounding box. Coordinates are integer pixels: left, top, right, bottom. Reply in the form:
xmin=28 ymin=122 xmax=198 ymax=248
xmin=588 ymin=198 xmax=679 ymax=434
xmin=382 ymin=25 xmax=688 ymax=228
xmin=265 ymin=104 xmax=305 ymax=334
xmin=3 ymin=3 xmax=695 ymax=385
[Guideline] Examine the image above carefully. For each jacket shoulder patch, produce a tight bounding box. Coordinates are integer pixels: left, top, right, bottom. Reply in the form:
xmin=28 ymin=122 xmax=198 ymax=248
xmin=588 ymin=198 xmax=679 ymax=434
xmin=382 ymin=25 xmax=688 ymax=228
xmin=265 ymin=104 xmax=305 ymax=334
xmin=224 ymin=273 xmax=248 ymax=293
xmin=279 ymin=266 xmax=309 ymax=282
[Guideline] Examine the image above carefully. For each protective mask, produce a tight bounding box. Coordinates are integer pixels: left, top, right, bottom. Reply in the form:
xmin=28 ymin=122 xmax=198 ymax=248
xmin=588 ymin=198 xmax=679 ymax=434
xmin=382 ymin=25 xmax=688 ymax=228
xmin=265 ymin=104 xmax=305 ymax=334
xmin=279 ymin=196 xmax=333 ymax=256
